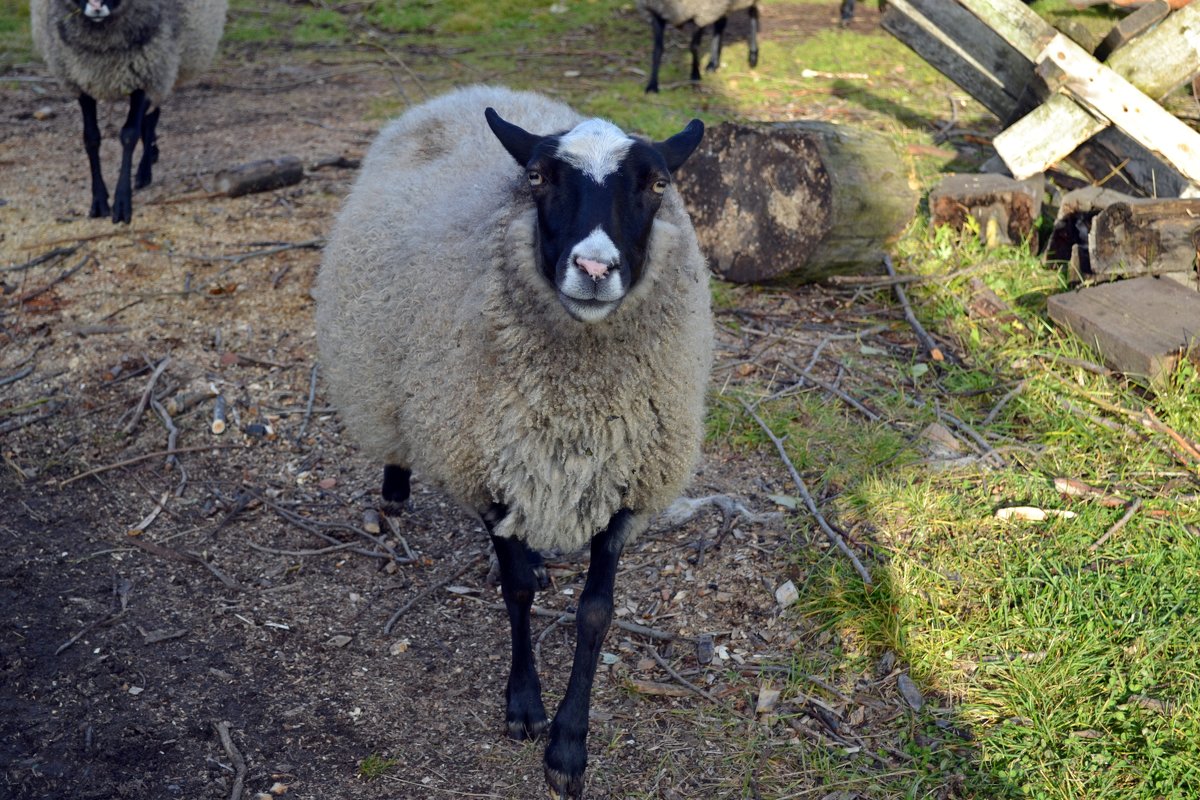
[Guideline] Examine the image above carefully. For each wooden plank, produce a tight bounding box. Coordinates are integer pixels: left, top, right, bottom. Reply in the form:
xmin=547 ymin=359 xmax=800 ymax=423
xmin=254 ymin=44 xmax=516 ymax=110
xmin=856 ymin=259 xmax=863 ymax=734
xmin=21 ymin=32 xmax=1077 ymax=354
xmin=1047 ymin=276 xmax=1200 ymax=383
xmin=989 ymin=3 xmax=1200 ymax=181
xmin=953 ymin=0 xmax=1052 ymax=60
xmin=1037 ymin=33 xmax=1200 ymax=184
xmin=1093 ymin=0 xmax=1171 ymax=61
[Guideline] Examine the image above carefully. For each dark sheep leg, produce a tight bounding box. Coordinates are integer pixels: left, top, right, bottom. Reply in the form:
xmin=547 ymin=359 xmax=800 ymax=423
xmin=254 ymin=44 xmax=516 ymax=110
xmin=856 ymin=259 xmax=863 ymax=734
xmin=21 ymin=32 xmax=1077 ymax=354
xmin=748 ymin=5 xmax=760 ymax=68
xmin=486 ymin=507 xmax=549 ymax=740
xmin=645 ymin=11 xmax=666 ymax=93
xmin=136 ymin=104 xmax=161 ymax=190
xmin=706 ymin=15 xmax=727 ymax=73
xmin=111 ymin=89 xmax=147 ymax=224
xmin=840 ymin=0 xmax=856 ymax=25
xmin=381 ymin=464 xmax=411 ymax=506
xmin=690 ymin=24 xmax=706 ymax=80
xmin=543 ymin=509 xmax=633 ymax=800
xmin=78 ymin=93 xmax=109 ymax=219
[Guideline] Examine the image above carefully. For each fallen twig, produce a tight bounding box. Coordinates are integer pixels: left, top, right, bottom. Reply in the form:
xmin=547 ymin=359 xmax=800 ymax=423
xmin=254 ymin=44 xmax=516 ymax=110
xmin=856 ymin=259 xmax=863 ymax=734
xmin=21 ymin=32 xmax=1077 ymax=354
xmin=0 ymin=365 xmax=34 ymax=388
xmin=213 ymin=721 xmax=247 ymax=800
xmin=123 ymin=356 xmax=171 ymax=435
xmin=738 ymin=397 xmax=873 ymax=586
xmin=178 ymin=238 xmax=324 ymax=265
xmin=384 ymin=553 xmax=485 ymax=634
xmin=983 ymin=380 xmax=1026 ymax=426
xmin=0 ymin=399 xmax=66 ymax=436
xmin=642 ymin=644 xmax=749 ymax=719
xmin=1089 ymin=497 xmax=1144 ymax=552
xmin=2 ymin=244 xmax=80 ymax=273
xmin=7 ymin=254 xmax=91 ymax=307
xmin=295 ymin=364 xmax=319 ymax=444
xmin=59 ymin=444 xmax=243 ymax=487
xmin=883 ymin=254 xmax=946 ymax=363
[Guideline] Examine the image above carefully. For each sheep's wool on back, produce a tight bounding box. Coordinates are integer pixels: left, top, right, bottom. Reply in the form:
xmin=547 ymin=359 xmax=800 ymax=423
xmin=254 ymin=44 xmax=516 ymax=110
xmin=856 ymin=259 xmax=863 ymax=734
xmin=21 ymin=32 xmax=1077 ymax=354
xmin=636 ymin=0 xmax=756 ymax=28
xmin=315 ymin=85 xmax=714 ymax=553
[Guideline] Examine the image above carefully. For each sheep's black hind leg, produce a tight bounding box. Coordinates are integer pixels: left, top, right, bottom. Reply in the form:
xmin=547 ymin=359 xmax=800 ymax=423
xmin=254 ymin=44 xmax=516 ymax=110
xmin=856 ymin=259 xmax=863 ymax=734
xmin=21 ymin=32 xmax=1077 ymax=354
xmin=706 ymin=16 xmax=727 ymax=73
xmin=135 ymin=105 xmax=161 ymax=190
xmin=689 ymin=25 xmax=705 ymax=81
xmin=78 ymin=93 xmax=109 ymax=219
xmin=487 ymin=507 xmax=549 ymax=741
xmin=645 ymin=11 xmax=665 ymax=93
xmin=380 ymin=464 xmax=411 ymax=514
xmin=748 ymin=5 xmax=759 ymax=68
xmin=544 ymin=509 xmax=633 ymax=800
xmin=111 ymin=89 xmax=147 ymax=224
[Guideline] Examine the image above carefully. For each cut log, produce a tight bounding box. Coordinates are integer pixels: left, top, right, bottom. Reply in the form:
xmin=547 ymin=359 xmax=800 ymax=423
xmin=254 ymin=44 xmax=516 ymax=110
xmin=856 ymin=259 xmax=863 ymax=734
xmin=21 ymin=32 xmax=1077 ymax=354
xmin=1088 ymin=199 xmax=1200 ymax=277
xmin=674 ymin=121 xmax=917 ymax=283
xmin=1044 ymin=185 xmax=1136 ymax=268
xmin=215 ymin=156 xmax=304 ymax=198
xmin=929 ymin=173 xmax=1043 ymax=247
xmin=1047 ymin=276 xmax=1200 ymax=383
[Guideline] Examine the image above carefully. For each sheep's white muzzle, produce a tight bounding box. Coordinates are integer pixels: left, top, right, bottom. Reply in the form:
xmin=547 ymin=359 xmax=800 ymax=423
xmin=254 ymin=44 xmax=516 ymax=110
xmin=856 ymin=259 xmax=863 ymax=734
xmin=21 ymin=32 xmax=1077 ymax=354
xmin=84 ymin=0 xmax=111 ymax=20
xmin=558 ymin=226 xmax=625 ymax=321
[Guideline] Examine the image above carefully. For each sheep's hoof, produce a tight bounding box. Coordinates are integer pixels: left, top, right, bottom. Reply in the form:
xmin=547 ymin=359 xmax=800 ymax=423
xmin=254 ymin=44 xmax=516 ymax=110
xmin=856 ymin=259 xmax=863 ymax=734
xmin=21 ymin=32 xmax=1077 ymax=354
xmin=89 ymin=196 xmax=110 ymax=218
xmin=111 ymin=193 xmax=133 ymax=224
xmin=507 ymin=712 xmax=549 ymax=741
xmin=544 ymin=733 xmax=586 ymax=800
xmin=749 ymin=51 xmax=759 ymax=68
xmin=705 ymin=61 xmax=719 ymax=73
xmin=135 ymin=167 xmax=153 ymax=190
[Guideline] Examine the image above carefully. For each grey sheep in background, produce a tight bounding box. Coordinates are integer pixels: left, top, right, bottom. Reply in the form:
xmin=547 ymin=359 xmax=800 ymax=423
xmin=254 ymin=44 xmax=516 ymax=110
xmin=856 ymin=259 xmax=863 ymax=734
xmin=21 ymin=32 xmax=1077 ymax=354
xmin=315 ymin=85 xmax=713 ymax=798
xmin=30 ymin=0 xmax=227 ymax=223
xmin=637 ymin=0 xmax=759 ymax=92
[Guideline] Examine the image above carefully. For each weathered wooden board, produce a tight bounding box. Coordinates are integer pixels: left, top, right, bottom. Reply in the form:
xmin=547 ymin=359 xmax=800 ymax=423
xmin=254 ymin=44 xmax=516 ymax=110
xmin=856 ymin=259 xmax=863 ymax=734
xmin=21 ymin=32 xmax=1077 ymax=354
xmin=1093 ymin=0 xmax=1171 ymax=62
xmin=928 ymin=172 xmax=1043 ymax=246
xmin=674 ymin=121 xmax=917 ymax=283
xmin=1047 ymin=276 xmax=1200 ymax=383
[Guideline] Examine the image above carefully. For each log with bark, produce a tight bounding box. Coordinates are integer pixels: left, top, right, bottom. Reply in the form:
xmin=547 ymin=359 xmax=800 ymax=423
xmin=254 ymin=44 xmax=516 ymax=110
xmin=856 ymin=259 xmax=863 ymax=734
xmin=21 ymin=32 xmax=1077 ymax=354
xmin=674 ymin=121 xmax=917 ymax=284
xmin=215 ymin=156 xmax=304 ymax=198
xmin=929 ymin=173 xmax=1043 ymax=247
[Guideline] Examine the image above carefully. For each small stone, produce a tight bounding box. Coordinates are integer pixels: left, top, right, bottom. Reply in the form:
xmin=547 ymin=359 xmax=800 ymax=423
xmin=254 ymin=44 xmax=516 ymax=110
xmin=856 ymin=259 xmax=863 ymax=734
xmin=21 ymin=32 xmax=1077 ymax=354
xmin=269 ymin=781 xmax=289 ymax=795
xmin=897 ymin=672 xmax=925 ymax=711
xmin=128 ymin=686 xmax=144 ymax=696
xmin=755 ymin=683 xmax=781 ymax=714
xmin=390 ymin=638 xmax=410 ymax=655
xmin=362 ymin=508 xmax=381 ymax=534
xmin=318 ymin=477 xmax=337 ymax=490
xmin=324 ymin=634 xmax=352 ymax=648
xmin=774 ymin=579 xmax=799 ymax=607
xmin=696 ymin=634 xmax=715 ymax=665
xmin=33 ymin=106 xmax=55 ymax=120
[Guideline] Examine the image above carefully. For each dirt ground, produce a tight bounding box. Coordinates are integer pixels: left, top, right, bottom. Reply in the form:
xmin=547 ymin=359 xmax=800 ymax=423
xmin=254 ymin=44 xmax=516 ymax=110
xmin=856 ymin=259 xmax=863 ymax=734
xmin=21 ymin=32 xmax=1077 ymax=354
xmin=0 ymin=5 xmax=964 ymax=799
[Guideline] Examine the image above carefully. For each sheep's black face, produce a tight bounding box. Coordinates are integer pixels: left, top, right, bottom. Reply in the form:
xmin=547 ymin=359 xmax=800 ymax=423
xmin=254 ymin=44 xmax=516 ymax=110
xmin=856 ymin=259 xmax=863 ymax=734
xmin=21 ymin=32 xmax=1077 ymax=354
xmin=78 ymin=0 xmax=121 ymax=22
xmin=486 ymin=109 xmax=703 ymax=323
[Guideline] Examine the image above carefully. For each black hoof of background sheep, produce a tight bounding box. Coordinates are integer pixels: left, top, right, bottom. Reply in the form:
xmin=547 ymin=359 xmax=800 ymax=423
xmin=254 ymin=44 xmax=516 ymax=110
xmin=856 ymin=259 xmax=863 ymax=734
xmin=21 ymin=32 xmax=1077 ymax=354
xmin=507 ymin=713 xmax=549 ymax=741
xmin=544 ymin=764 xmax=584 ymax=800
xmin=111 ymin=195 xmax=133 ymax=224
xmin=89 ymin=197 xmax=110 ymax=218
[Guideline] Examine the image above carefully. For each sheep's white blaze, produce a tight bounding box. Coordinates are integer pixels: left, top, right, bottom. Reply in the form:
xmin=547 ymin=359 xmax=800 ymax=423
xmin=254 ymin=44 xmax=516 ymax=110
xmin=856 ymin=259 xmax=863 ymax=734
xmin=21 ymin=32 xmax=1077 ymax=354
xmin=556 ymin=119 xmax=633 ymax=183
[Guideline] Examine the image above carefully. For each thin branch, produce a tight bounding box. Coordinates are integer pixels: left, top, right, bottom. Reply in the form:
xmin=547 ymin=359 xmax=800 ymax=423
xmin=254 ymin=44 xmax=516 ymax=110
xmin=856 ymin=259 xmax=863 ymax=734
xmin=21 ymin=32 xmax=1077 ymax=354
xmin=883 ymin=254 xmax=947 ymax=363
xmin=2 ymin=244 xmax=80 ymax=273
xmin=59 ymin=444 xmax=243 ymax=487
xmin=384 ymin=553 xmax=485 ymax=634
xmin=212 ymin=721 xmax=247 ymax=800
xmin=0 ymin=365 xmax=34 ymax=388
xmin=7 ymin=254 xmax=91 ymax=307
xmin=123 ymin=356 xmax=171 ymax=435
xmin=642 ymin=644 xmax=750 ymax=719
xmin=738 ymin=397 xmax=873 ymax=586
xmin=295 ymin=364 xmax=319 ymax=444
xmin=1089 ymin=497 xmax=1144 ymax=552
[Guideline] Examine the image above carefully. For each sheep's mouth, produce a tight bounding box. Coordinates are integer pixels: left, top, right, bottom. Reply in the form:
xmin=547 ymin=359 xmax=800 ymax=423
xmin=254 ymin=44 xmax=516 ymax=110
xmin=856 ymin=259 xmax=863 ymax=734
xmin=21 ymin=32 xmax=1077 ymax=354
xmin=83 ymin=1 xmax=112 ymax=20
xmin=559 ymin=295 xmax=621 ymax=323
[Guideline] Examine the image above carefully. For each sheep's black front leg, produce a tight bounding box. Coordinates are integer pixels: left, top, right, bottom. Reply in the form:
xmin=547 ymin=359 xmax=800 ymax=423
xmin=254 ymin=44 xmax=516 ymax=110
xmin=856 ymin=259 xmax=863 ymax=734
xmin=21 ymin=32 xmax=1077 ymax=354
xmin=748 ymin=5 xmax=760 ymax=68
xmin=78 ymin=93 xmax=109 ymax=219
xmin=840 ymin=0 xmax=856 ymax=25
xmin=135 ymin=104 xmax=161 ymax=190
xmin=645 ymin=11 xmax=666 ymax=93
xmin=486 ymin=507 xmax=549 ymax=741
xmin=381 ymin=464 xmax=411 ymax=513
xmin=706 ymin=15 xmax=727 ymax=73
xmin=689 ymin=25 xmax=705 ymax=81
xmin=544 ymin=509 xmax=633 ymax=800
xmin=111 ymin=89 xmax=148 ymax=224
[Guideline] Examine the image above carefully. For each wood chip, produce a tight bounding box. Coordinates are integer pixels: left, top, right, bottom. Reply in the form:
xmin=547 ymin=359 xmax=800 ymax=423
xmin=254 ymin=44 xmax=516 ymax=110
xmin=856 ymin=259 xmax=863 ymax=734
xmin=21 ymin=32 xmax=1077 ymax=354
xmin=630 ymin=679 xmax=694 ymax=698
xmin=897 ymin=673 xmax=925 ymax=711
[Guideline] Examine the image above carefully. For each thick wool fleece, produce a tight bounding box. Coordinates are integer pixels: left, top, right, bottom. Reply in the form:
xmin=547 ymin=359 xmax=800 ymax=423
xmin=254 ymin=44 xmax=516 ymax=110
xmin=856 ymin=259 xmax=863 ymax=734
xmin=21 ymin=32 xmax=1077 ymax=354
xmin=315 ymin=85 xmax=714 ymax=554
xmin=31 ymin=0 xmax=226 ymax=103
xmin=636 ymin=0 xmax=755 ymax=28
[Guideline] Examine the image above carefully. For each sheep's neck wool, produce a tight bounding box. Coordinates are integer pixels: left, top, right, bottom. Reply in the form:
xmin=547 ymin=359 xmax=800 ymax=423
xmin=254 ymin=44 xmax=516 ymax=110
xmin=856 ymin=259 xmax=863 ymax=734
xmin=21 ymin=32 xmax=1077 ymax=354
xmin=556 ymin=119 xmax=633 ymax=184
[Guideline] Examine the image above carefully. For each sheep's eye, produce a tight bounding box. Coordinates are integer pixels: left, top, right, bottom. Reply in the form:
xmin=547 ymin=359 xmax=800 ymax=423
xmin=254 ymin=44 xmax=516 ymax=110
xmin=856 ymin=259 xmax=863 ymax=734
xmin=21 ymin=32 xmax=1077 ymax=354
xmin=651 ymin=179 xmax=668 ymax=195
xmin=528 ymin=170 xmax=544 ymax=187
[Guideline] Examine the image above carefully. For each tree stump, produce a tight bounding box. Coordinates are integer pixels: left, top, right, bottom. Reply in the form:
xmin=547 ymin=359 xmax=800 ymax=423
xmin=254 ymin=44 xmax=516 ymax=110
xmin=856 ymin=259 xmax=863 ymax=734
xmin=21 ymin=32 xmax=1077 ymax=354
xmin=674 ymin=121 xmax=917 ymax=284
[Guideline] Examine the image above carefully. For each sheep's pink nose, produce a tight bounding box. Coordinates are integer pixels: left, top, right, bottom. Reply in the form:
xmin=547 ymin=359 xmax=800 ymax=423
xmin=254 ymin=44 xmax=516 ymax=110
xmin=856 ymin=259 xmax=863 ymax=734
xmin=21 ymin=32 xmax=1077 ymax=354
xmin=576 ymin=257 xmax=609 ymax=280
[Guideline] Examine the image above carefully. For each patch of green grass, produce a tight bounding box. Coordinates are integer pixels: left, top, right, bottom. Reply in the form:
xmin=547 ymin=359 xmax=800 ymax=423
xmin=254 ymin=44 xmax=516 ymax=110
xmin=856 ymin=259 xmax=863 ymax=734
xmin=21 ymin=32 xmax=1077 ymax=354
xmin=357 ymin=753 xmax=398 ymax=781
xmin=0 ymin=0 xmax=33 ymax=68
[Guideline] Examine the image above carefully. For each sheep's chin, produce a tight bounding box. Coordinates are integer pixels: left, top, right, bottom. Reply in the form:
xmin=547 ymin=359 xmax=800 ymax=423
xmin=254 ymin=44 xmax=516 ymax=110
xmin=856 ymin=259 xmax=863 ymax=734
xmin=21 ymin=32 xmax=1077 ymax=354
xmin=560 ymin=295 xmax=620 ymax=323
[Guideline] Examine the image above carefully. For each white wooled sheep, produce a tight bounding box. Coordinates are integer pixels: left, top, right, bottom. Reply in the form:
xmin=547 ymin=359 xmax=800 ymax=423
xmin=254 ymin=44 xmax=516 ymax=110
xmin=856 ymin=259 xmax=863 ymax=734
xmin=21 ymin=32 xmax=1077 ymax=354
xmin=30 ymin=0 xmax=227 ymax=223
xmin=636 ymin=0 xmax=759 ymax=92
xmin=315 ymin=85 xmax=713 ymax=799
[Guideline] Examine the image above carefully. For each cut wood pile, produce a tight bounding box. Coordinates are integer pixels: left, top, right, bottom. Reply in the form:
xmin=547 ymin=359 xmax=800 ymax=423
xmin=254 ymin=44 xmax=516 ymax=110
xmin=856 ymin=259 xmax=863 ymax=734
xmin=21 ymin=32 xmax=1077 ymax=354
xmin=884 ymin=0 xmax=1200 ymax=383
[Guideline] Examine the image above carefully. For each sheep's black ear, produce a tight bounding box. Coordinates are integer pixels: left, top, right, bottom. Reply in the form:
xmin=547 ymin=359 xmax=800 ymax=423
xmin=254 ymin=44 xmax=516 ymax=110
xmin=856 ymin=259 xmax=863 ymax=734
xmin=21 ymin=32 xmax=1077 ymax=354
xmin=654 ymin=119 xmax=704 ymax=173
xmin=485 ymin=107 xmax=541 ymax=166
